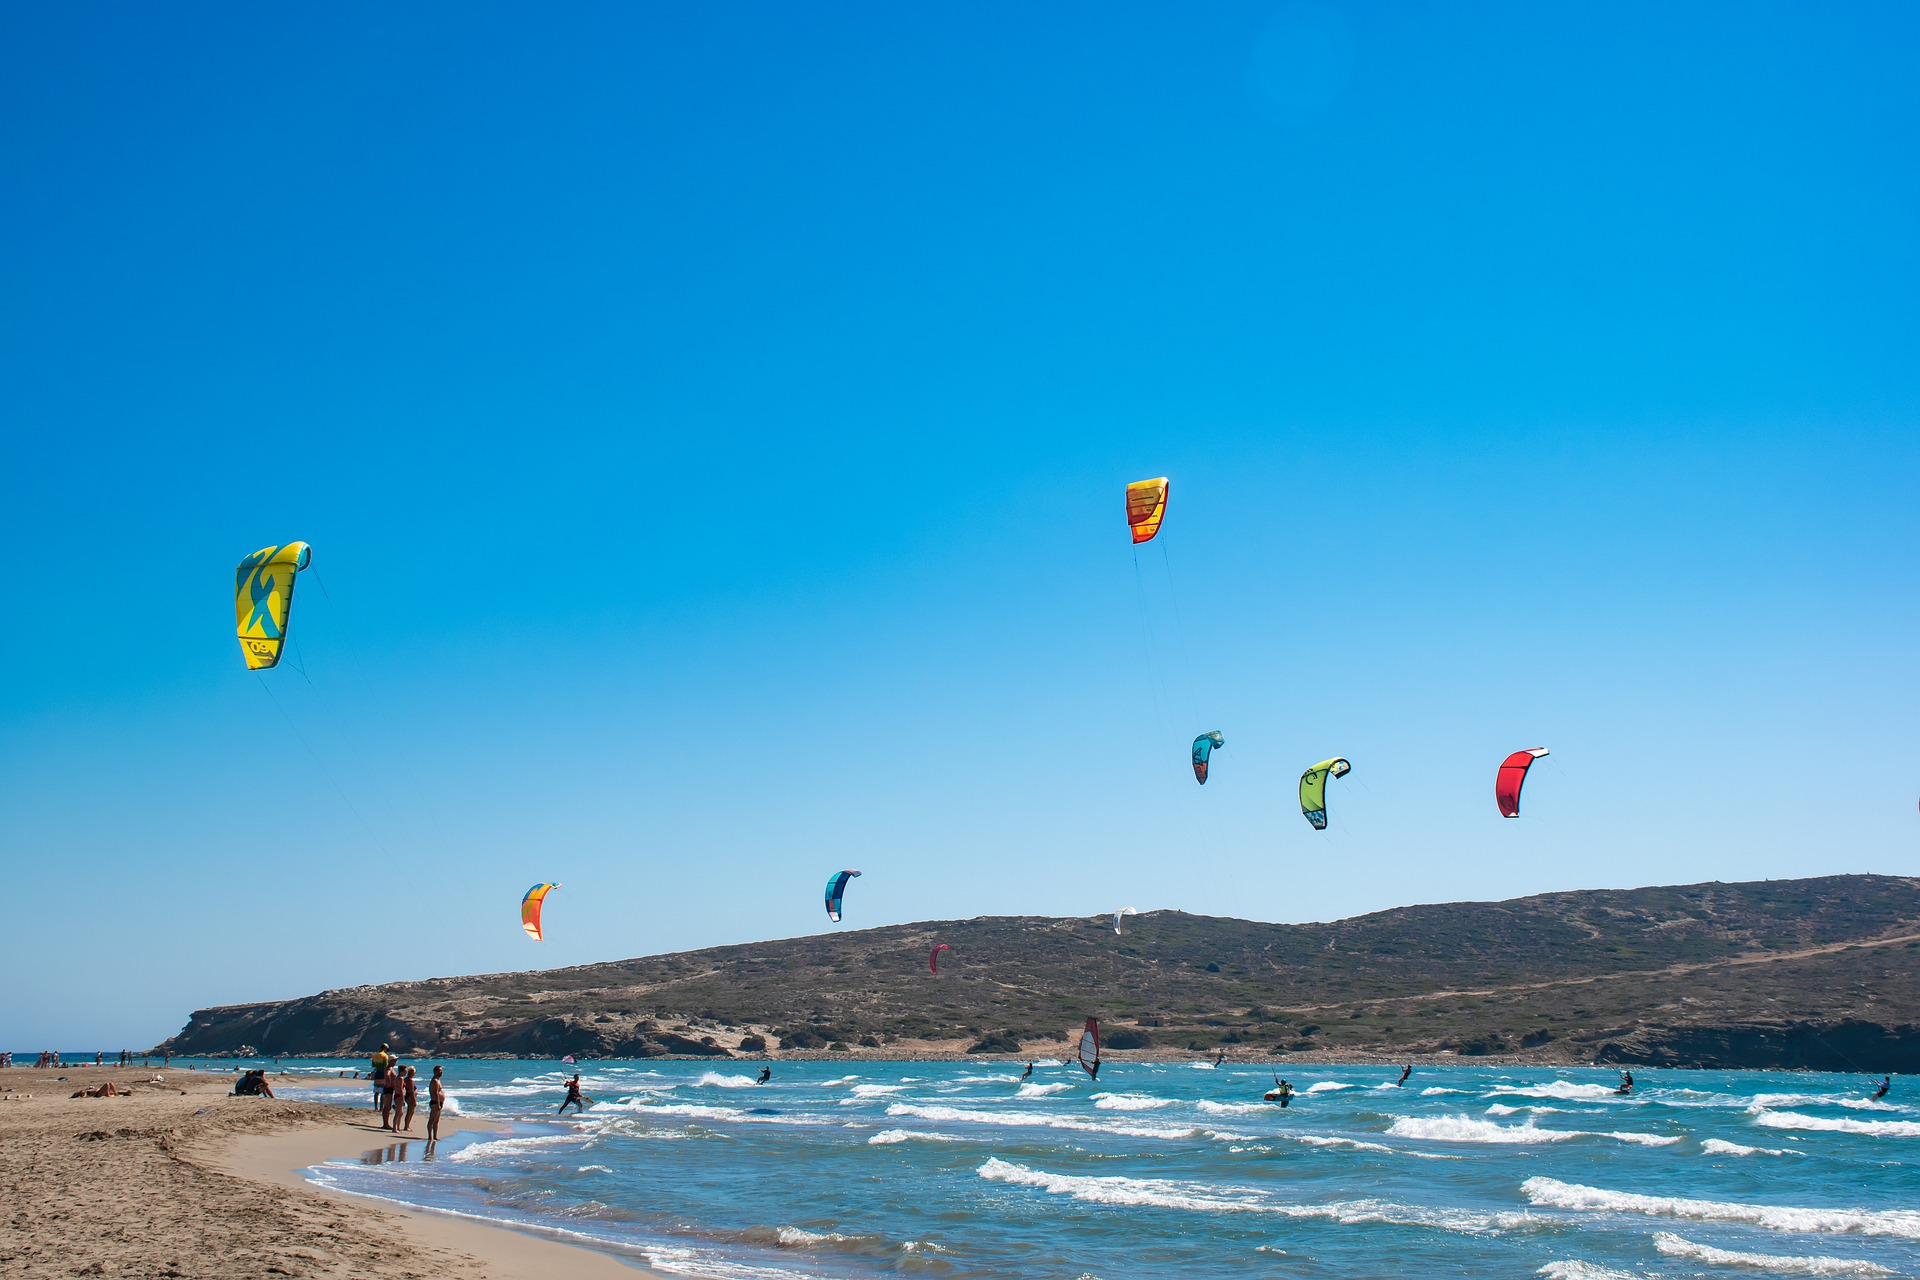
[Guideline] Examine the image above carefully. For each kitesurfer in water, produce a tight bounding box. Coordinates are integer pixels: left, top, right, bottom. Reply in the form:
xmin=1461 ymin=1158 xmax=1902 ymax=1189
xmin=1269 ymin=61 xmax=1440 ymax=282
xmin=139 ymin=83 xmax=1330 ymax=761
xmin=1264 ymin=1078 xmax=1294 ymax=1106
xmin=1872 ymin=1075 xmax=1890 ymax=1100
xmin=558 ymin=1074 xmax=586 ymax=1114
xmin=1214 ymin=1050 xmax=1227 ymax=1067
xmin=1398 ymin=1064 xmax=1412 ymax=1086
xmin=757 ymin=1065 xmax=772 ymax=1085
xmin=1616 ymin=1070 xmax=1634 ymax=1095
xmin=1020 ymin=1063 xmax=1034 ymax=1081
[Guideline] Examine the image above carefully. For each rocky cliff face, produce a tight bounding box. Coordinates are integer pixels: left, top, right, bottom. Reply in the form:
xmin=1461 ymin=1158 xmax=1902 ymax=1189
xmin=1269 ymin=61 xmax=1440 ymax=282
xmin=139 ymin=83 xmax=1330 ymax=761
xmin=158 ymin=874 xmax=1920 ymax=1070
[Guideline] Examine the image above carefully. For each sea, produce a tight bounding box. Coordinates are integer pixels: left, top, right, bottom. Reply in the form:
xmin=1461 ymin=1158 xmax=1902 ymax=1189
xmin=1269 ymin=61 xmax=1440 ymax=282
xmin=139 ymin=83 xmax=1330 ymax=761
xmin=256 ymin=1058 xmax=1920 ymax=1279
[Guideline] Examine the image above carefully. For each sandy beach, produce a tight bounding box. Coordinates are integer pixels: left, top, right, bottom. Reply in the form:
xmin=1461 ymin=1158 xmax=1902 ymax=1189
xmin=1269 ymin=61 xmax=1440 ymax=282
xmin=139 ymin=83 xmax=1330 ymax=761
xmin=0 ymin=1064 xmax=661 ymax=1279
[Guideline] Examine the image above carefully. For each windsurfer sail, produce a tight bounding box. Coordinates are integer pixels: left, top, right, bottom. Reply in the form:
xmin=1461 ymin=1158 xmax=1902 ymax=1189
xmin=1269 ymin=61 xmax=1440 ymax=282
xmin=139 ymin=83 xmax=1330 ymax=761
xmin=1077 ymin=1018 xmax=1101 ymax=1080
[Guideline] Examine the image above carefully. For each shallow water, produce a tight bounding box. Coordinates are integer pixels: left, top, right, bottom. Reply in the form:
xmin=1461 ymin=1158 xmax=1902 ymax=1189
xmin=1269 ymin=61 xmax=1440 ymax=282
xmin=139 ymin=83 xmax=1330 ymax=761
xmin=272 ymin=1060 xmax=1919 ymax=1279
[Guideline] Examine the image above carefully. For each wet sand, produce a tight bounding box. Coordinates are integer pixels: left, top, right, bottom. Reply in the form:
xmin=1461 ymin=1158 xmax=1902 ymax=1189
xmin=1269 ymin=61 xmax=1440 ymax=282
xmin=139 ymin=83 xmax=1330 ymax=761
xmin=0 ymin=1064 xmax=663 ymax=1279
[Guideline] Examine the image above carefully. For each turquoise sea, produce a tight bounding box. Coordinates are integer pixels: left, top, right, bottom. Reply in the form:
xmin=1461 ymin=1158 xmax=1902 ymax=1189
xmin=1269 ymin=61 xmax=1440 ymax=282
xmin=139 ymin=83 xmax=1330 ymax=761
xmin=267 ymin=1058 xmax=1919 ymax=1279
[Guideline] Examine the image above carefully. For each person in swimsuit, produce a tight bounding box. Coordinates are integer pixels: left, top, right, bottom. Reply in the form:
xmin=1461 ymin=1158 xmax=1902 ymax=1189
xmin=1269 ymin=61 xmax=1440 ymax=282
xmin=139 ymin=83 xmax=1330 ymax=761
xmin=400 ymin=1066 xmax=419 ymax=1132
xmin=558 ymin=1074 xmax=586 ymax=1114
xmin=1873 ymin=1075 xmax=1890 ymax=1100
xmin=1398 ymin=1064 xmax=1412 ymax=1086
xmin=426 ymin=1065 xmax=446 ymax=1147
xmin=756 ymin=1065 xmax=772 ymax=1085
xmin=369 ymin=1044 xmax=394 ymax=1125
xmin=1020 ymin=1063 xmax=1034 ymax=1081
xmin=1616 ymin=1070 xmax=1634 ymax=1094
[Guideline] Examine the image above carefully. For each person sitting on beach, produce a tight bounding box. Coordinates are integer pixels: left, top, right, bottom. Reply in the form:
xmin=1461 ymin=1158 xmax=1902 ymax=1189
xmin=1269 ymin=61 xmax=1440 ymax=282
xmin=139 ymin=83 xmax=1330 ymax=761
xmin=233 ymin=1070 xmax=275 ymax=1098
xmin=426 ymin=1065 xmax=446 ymax=1147
xmin=756 ymin=1066 xmax=771 ymax=1085
xmin=400 ymin=1066 xmax=418 ymax=1131
xmin=558 ymin=1074 xmax=586 ymax=1115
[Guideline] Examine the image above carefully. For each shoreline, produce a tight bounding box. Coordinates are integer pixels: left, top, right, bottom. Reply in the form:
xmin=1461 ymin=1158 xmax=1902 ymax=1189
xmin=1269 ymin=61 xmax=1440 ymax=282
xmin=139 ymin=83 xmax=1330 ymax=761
xmin=0 ymin=1065 xmax=669 ymax=1280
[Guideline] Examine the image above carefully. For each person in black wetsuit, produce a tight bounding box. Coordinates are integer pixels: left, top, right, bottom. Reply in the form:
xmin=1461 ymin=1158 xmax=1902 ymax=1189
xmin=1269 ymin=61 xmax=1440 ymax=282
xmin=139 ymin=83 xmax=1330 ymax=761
xmin=1398 ymin=1064 xmax=1412 ymax=1086
xmin=1872 ymin=1075 xmax=1890 ymax=1100
xmin=757 ymin=1065 xmax=772 ymax=1084
xmin=1020 ymin=1063 xmax=1034 ymax=1081
xmin=1616 ymin=1071 xmax=1634 ymax=1095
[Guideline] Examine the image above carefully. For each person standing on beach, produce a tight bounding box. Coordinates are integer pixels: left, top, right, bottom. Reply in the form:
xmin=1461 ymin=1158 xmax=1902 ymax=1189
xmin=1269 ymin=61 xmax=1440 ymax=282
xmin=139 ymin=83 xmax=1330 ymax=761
xmin=370 ymin=1044 xmax=394 ymax=1126
xmin=400 ymin=1066 xmax=419 ymax=1132
xmin=558 ymin=1074 xmax=585 ymax=1114
xmin=426 ymin=1066 xmax=446 ymax=1147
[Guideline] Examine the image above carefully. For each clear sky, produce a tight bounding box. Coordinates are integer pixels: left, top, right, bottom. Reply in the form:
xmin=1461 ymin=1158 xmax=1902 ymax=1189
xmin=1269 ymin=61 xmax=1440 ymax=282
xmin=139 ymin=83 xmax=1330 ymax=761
xmin=3 ymin=2 xmax=1916 ymax=1049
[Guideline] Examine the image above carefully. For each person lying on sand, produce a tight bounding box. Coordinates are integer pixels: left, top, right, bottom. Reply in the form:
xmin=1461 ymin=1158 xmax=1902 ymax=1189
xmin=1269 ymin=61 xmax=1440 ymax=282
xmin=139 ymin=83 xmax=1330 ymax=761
xmin=70 ymin=1082 xmax=121 ymax=1098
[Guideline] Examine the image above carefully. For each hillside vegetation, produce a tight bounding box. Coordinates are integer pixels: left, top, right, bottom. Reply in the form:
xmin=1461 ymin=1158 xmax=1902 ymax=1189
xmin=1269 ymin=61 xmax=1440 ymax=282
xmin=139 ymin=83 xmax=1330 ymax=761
xmin=161 ymin=874 xmax=1920 ymax=1071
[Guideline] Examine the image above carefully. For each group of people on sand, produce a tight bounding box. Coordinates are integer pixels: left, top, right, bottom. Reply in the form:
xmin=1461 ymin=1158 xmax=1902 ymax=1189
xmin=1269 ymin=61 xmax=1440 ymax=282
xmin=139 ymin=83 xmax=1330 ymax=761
xmin=368 ymin=1044 xmax=445 ymax=1146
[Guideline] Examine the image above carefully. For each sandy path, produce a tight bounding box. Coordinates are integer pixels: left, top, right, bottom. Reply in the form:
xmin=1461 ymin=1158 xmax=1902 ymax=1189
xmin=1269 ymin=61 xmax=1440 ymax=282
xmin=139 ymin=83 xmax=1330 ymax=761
xmin=0 ymin=1065 xmax=662 ymax=1279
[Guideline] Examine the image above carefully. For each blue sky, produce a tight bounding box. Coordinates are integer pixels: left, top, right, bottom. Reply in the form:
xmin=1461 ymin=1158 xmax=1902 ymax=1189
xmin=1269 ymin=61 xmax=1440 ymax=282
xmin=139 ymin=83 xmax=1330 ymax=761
xmin=3 ymin=2 xmax=1916 ymax=1048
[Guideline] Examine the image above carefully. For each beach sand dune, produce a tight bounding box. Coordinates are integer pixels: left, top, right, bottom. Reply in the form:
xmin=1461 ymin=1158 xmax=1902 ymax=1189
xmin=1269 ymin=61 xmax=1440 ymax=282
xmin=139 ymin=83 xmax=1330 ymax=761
xmin=0 ymin=1065 xmax=656 ymax=1279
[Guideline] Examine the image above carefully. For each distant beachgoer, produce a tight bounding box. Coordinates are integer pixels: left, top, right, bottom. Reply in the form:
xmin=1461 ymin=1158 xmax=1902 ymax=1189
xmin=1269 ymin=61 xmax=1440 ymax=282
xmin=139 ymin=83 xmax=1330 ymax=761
xmin=427 ymin=1066 xmax=446 ymax=1146
xmin=1398 ymin=1064 xmax=1412 ymax=1086
xmin=756 ymin=1066 xmax=772 ymax=1085
xmin=1873 ymin=1075 xmax=1890 ymax=1100
xmin=370 ymin=1044 xmax=394 ymax=1124
xmin=558 ymin=1074 xmax=585 ymax=1115
xmin=1020 ymin=1063 xmax=1034 ymax=1081
xmin=401 ymin=1066 xmax=419 ymax=1131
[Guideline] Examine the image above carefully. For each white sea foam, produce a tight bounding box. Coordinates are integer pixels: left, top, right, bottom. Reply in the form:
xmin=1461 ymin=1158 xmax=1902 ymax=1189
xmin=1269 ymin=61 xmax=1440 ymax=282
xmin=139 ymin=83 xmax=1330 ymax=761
xmin=1536 ymin=1262 xmax=1639 ymax=1280
xmin=848 ymin=1084 xmax=908 ymax=1098
xmin=1753 ymin=1110 xmax=1920 ymax=1138
xmin=1702 ymin=1137 xmax=1804 ymax=1157
xmin=1653 ymin=1232 xmax=1894 ymax=1275
xmin=976 ymin=1158 xmax=1537 ymax=1235
xmin=818 ymin=1075 xmax=860 ymax=1087
xmin=445 ymin=1133 xmax=592 ymax=1163
xmin=1091 ymin=1092 xmax=1172 ymax=1111
xmin=1015 ymin=1082 xmax=1073 ymax=1098
xmin=1187 ymin=1061 xmax=1218 ymax=1070
xmin=1487 ymin=1103 xmax=1525 ymax=1116
xmin=867 ymin=1129 xmax=963 ymax=1145
xmin=1195 ymin=1100 xmax=1276 ymax=1115
xmin=1305 ymin=1081 xmax=1351 ymax=1093
xmin=1521 ymin=1177 xmax=1920 ymax=1239
xmin=773 ymin=1226 xmax=854 ymax=1247
xmin=1390 ymin=1112 xmax=1674 ymax=1146
xmin=1420 ymin=1086 xmax=1463 ymax=1095
xmin=1490 ymin=1082 xmax=1620 ymax=1101
xmin=693 ymin=1072 xmax=761 ymax=1090
xmin=955 ymin=1073 xmax=1019 ymax=1083
xmin=1388 ymin=1115 xmax=1581 ymax=1144
xmin=577 ymin=1164 xmax=613 ymax=1173
xmin=887 ymin=1102 xmax=1238 ymax=1143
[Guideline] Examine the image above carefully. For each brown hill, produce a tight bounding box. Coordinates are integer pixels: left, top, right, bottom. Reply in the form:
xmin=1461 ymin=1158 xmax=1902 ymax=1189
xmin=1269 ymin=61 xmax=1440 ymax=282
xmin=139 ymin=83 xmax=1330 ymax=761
xmin=159 ymin=874 xmax=1920 ymax=1071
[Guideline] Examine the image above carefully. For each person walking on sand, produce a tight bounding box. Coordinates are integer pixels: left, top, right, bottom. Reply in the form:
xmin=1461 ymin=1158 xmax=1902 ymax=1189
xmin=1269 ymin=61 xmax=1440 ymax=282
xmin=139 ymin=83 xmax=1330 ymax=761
xmin=426 ymin=1066 xmax=446 ymax=1147
xmin=558 ymin=1074 xmax=586 ymax=1115
xmin=399 ymin=1066 xmax=419 ymax=1132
